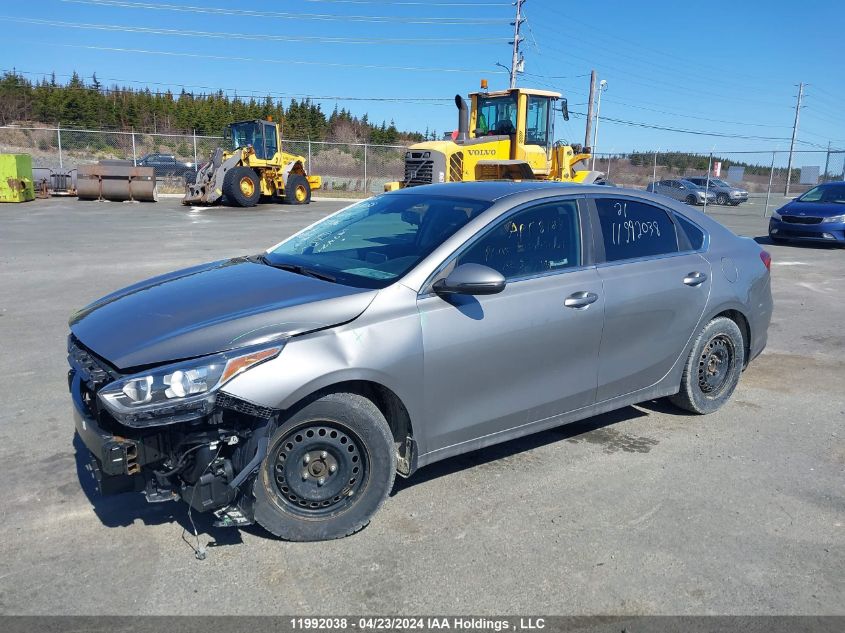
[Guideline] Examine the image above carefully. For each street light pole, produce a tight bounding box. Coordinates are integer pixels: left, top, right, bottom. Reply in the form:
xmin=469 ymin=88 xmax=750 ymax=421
xmin=591 ymin=79 xmax=607 ymax=170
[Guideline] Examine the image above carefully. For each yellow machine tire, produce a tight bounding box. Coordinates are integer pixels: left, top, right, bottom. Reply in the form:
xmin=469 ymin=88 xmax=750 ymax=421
xmin=284 ymin=174 xmax=311 ymax=205
xmin=223 ymin=166 xmax=262 ymax=207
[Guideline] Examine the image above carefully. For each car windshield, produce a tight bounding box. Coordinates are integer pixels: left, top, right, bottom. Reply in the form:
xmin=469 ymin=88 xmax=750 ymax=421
xmin=711 ymin=179 xmax=731 ymax=187
xmin=798 ymin=183 xmax=845 ymax=204
xmin=265 ymin=194 xmax=492 ymax=289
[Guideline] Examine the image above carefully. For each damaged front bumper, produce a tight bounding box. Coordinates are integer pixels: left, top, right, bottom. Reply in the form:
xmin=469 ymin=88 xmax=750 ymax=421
xmin=69 ymin=339 xmax=278 ymax=526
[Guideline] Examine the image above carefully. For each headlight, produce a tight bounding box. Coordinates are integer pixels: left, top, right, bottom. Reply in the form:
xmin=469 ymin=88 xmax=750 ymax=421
xmin=822 ymin=214 xmax=845 ymax=223
xmin=98 ymin=343 xmax=284 ymax=427
xmin=771 ymin=211 xmax=782 ymax=220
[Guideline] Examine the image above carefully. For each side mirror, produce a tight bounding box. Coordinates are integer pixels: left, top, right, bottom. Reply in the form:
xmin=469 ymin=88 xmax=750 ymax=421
xmin=432 ymin=263 xmax=506 ymax=296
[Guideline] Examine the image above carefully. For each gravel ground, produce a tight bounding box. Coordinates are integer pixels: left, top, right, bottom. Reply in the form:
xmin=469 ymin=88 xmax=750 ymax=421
xmin=0 ymin=194 xmax=841 ymax=615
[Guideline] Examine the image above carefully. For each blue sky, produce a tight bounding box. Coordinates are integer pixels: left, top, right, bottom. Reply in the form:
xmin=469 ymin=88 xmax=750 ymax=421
xmin=1 ymin=0 xmax=843 ymax=165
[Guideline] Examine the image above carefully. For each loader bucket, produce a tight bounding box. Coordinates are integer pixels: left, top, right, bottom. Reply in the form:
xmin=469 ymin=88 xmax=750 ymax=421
xmin=77 ymin=162 xmax=157 ymax=202
xmin=182 ymin=148 xmax=225 ymax=206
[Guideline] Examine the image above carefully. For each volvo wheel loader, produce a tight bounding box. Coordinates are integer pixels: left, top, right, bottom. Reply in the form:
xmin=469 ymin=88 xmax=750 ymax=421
xmin=184 ymin=118 xmax=321 ymax=207
xmin=386 ymin=83 xmax=603 ymax=191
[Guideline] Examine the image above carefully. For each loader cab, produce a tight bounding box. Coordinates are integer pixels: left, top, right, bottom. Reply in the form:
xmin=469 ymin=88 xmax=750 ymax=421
xmin=469 ymin=88 xmax=557 ymax=173
xmin=225 ymin=120 xmax=279 ymax=160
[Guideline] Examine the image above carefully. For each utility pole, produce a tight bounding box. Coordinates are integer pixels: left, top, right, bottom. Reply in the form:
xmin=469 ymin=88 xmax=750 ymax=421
xmin=823 ymin=141 xmax=831 ymax=182
xmin=509 ymin=0 xmax=525 ymax=89
xmin=784 ymin=82 xmax=804 ymax=196
xmin=584 ymin=70 xmax=597 ymax=149
xmin=590 ymin=79 xmax=608 ymax=170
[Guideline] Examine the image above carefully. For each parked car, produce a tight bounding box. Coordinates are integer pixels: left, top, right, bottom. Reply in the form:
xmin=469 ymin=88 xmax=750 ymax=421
xmin=646 ymin=179 xmax=716 ymax=205
xmin=137 ymin=153 xmax=195 ymax=178
xmin=686 ymin=177 xmax=749 ymax=206
xmin=68 ymin=182 xmax=772 ymax=541
xmin=769 ymin=181 xmax=845 ymax=245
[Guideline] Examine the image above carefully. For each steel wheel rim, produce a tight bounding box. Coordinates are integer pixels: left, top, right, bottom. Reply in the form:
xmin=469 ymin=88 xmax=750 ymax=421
xmin=271 ymin=422 xmax=368 ymax=517
xmin=698 ymin=334 xmax=734 ymax=397
xmin=294 ymin=184 xmax=307 ymax=202
xmin=240 ymin=177 xmax=255 ymax=197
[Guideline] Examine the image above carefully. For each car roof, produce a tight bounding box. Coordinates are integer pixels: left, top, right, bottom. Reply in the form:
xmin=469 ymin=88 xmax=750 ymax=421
xmin=387 ymin=180 xmax=729 ymax=218
xmin=389 ymin=181 xmax=593 ymax=202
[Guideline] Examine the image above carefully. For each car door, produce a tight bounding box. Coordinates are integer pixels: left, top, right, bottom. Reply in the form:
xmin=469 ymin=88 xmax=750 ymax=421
xmin=588 ymin=194 xmax=711 ymax=402
xmin=417 ymin=197 xmax=604 ymax=453
xmin=655 ymin=180 xmax=674 ymax=200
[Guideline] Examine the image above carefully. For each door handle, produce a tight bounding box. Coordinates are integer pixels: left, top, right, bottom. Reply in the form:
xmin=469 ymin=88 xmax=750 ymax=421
xmin=564 ymin=291 xmax=599 ymax=309
xmin=683 ymin=271 xmax=708 ymax=286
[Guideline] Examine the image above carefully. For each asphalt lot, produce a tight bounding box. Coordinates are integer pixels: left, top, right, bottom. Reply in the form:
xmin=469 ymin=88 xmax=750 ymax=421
xmin=0 ymin=193 xmax=842 ymax=615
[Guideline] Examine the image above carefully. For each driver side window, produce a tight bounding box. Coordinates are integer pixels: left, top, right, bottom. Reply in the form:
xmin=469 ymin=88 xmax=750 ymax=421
xmin=456 ymin=200 xmax=581 ymax=280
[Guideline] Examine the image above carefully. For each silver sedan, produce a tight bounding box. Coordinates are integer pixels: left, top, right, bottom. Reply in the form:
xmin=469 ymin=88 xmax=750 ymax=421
xmin=647 ymin=178 xmax=717 ymax=205
xmin=68 ymin=181 xmax=773 ymax=541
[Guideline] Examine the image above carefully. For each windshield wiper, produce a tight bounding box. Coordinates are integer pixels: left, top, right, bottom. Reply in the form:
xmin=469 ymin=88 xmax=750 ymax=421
xmin=259 ymin=257 xmax=337 ymax=283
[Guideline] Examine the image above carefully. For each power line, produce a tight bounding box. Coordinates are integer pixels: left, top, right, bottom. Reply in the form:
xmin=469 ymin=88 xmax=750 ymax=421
xmin=599 ymin=98 xmax=791 ymax=129
xmin=59 ymin=0 xmax=510 ymax=25
xmin=0 ymin=16 xmax=509 ymax=44
xmin=568 ymin=110 xmax=793 ymax=142
xmin=42 ymin=42 xmax=509 ymax=75
xmin=522 ymin=71 xmax=591 ymax=80
xmin=301 ymin=0 xmax=511 ymax=5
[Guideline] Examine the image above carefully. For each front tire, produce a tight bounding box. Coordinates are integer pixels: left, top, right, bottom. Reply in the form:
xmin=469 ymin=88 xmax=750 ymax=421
xmin=716 ymin=193 xmax=728 ymax=205
xmin=284 ymin=174 xmax=311 ymax=205
xmin=669 ymin=317 xmax=745 ymax=414
xmin=253 ymin=393 xmax=396 ymax=541
xmin=223 ymin=166 xmax=262 ymax=207
xmin=685 ymin=194 xmax=697 ymax=205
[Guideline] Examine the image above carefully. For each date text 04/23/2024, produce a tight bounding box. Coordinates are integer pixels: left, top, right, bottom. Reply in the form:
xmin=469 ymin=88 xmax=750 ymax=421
xmin=289 ymin=617 xmax=547 ymax=631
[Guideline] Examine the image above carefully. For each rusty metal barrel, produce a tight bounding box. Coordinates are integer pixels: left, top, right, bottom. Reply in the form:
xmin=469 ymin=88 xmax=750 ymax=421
xmin=77 ymin=161 xmax=157 ymax=202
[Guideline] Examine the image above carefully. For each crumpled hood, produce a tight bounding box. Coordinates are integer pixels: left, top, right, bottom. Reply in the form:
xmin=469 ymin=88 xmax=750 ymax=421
xmin=69 ymin=258 xmax=377 ymax=370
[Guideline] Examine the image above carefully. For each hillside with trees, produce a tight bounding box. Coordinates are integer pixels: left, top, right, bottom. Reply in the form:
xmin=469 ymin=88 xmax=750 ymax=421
xmin=0 ymin=70 xmax=426 ymax=144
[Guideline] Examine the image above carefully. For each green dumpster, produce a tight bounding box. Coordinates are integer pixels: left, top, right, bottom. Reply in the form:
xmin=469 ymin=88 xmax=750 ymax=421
xmin=0 ymin=154 xmax=36 ymax=203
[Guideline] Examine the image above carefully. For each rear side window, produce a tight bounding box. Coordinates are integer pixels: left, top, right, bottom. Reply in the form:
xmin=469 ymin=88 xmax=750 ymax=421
xmin=595 ymin=198 xmax=678 ymax=262
xmin=674 ymin=213 xmax=706 ymax=250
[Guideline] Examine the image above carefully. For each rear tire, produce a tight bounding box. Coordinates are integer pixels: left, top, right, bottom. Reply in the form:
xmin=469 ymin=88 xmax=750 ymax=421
xmin=222 ymin=166 xmax=262 ymax=207
xmin=253 ymin=393 xmax=396 ymax=541
xmin=669 ymin=317 xmax=745 ymax=415
xmin=284 ymin=174 xmax=311 ymax=205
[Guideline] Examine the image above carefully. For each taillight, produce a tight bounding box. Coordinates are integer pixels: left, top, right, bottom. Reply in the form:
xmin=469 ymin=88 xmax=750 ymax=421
xmin=759 ymin=250 xmax=771 ymax=270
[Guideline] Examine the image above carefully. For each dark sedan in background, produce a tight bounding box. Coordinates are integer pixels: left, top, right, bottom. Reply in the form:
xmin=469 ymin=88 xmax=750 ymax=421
xmin=769 ymin=182 xmax=845 ymax=245
xmin=137 ymin=153 xmax=196 ymax=178
xmin=686 ymin=177 xmax=749 ymax=206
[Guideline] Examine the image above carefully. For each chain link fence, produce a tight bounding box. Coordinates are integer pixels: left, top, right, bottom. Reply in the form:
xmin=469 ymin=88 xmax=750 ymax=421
xmin=3 ymin=125 xmax=844 ymax=206
xmin=0 ymin=125 xmax=408 ymax=197
xmin=593 ymin=149 xmax=845 ymax=216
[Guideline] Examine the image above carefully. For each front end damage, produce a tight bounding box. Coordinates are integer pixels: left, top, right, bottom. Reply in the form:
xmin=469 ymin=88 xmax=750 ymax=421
xmin=68 ymin=336 xmax=277 ymax=527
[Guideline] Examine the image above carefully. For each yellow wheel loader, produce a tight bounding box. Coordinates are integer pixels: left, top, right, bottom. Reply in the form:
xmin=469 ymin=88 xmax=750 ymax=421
xmin=386 ymin=84 xmax=603 ymax=191
xmin=183 ymin=119 xmax=321 ymax=207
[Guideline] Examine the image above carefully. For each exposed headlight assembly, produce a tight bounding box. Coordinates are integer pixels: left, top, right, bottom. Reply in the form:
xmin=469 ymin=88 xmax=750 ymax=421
xmin=821 ymin=214 xmax=845 ymax=223
xmin=98 ymin=343 xmax=284 ymax=427
xmin=771 ymin=211 xmax=782 ymax=220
